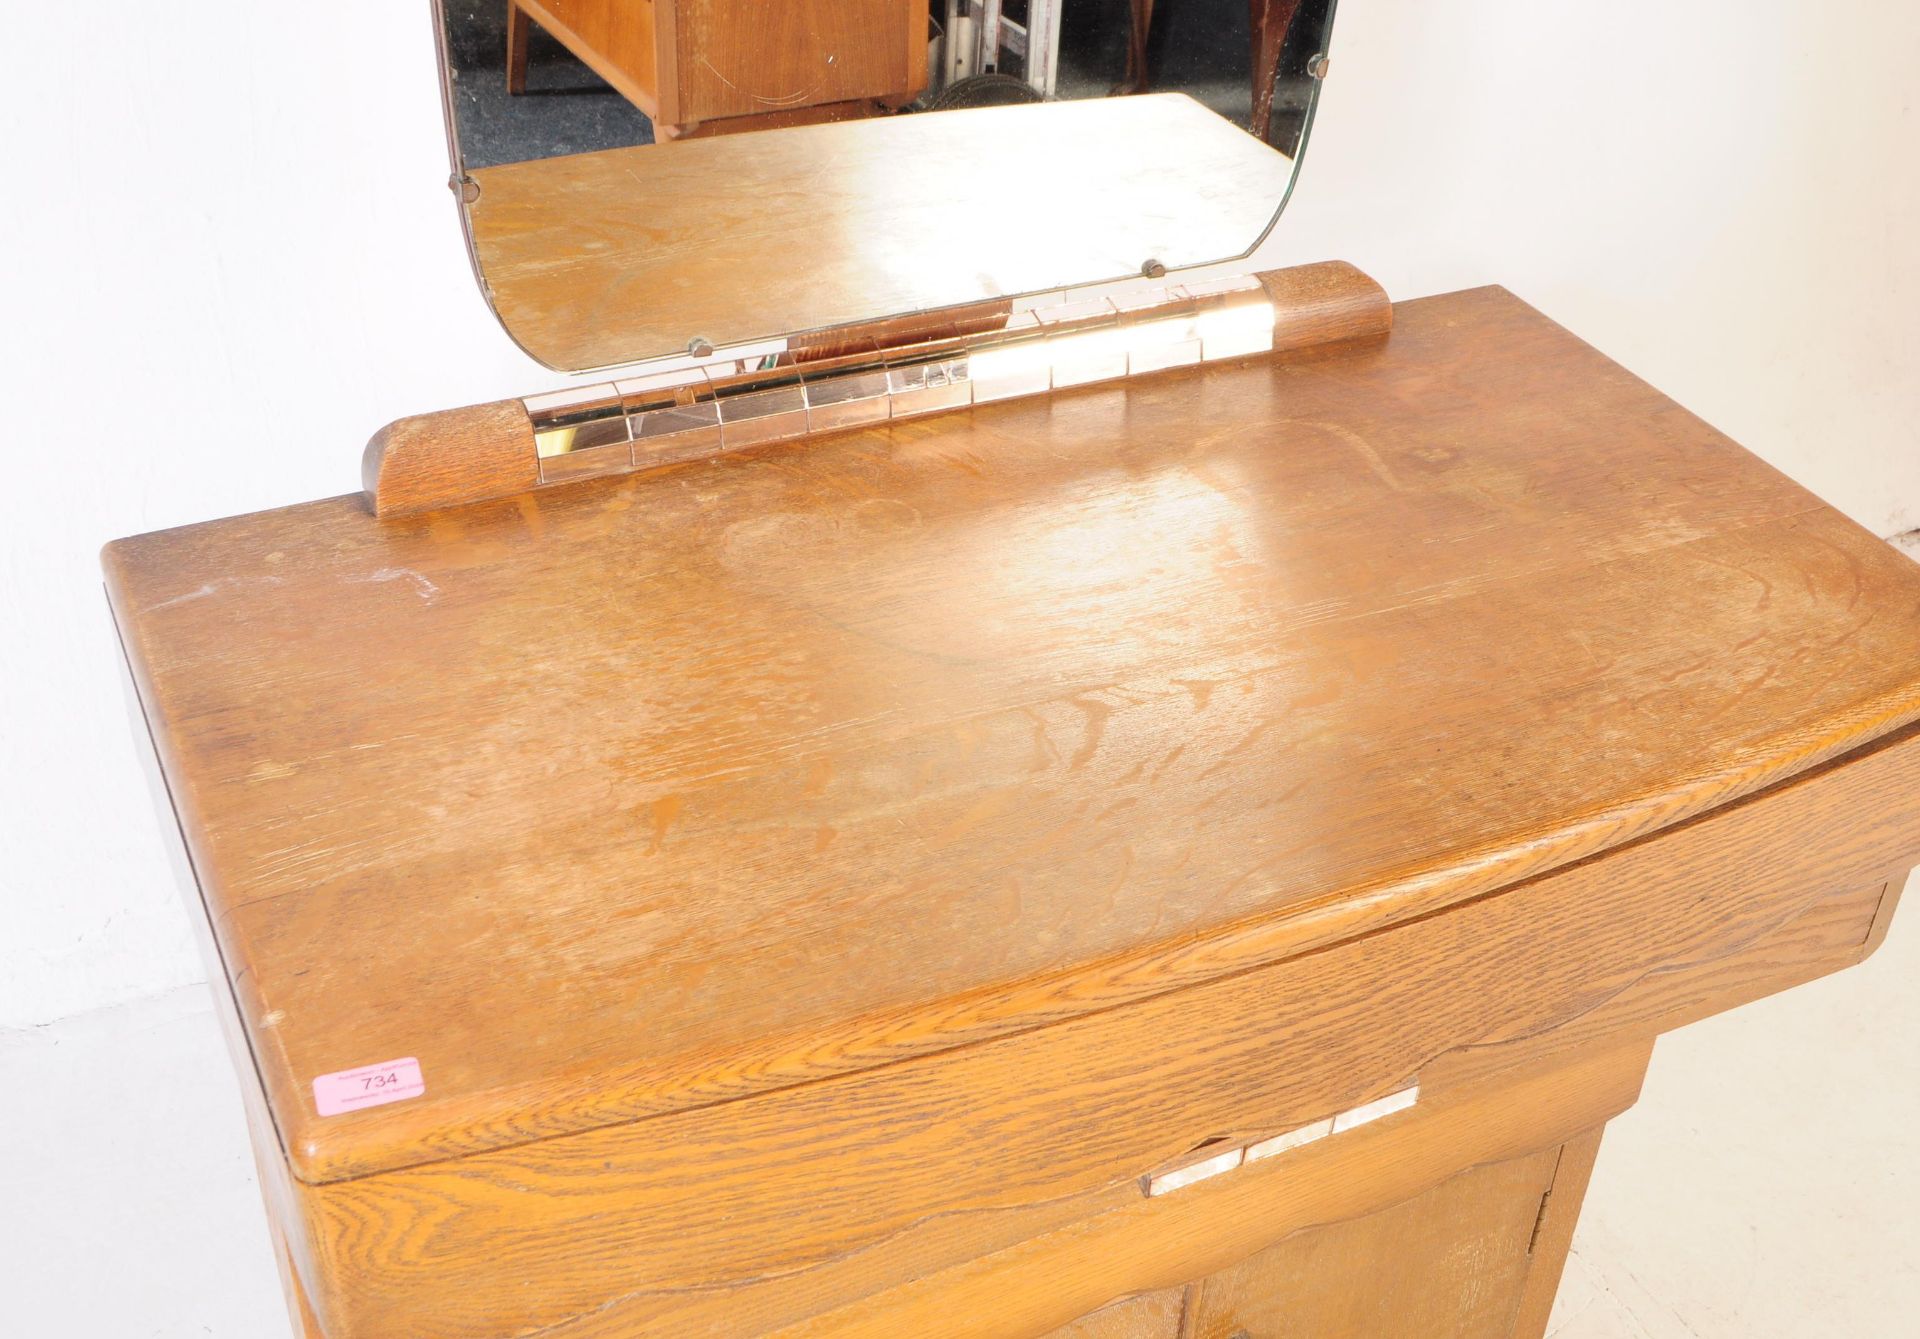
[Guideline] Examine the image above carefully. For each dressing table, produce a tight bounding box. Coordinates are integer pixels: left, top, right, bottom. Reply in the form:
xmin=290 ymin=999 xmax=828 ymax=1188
xmin=106 ymin=5 xmax=1920 ymax=1336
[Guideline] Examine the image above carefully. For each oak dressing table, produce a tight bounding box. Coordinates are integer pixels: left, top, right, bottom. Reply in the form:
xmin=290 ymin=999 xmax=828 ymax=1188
xmin=106 ymin=7 xmax=1920 ymax=1336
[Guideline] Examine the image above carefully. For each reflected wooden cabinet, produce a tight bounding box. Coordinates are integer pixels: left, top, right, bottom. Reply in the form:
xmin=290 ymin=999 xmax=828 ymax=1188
xmin=506 ymin=0 xmax=927 ymax=139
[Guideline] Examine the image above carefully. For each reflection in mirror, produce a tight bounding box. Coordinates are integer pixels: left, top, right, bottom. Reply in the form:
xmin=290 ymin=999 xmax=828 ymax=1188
xmin=435 ymin=1 xmax=1338 ymax=371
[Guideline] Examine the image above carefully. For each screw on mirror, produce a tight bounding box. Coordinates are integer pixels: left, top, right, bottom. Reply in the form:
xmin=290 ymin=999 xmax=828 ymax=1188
xmin=1141 ymin=258 xmax=1168 ymax=280
xmin=448 ymin=174 xmax=480 ymax=204
xmin=687 ymin=337 xmax=715 ymax=359
xmin=1307 ymin=54 xmax=1331 ymax=79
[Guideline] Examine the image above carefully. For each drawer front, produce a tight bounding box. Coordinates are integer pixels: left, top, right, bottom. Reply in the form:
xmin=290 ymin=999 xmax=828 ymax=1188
xmin=287 ymin=736 xmax=1920 ymax=1338
xmin=674 ymin=0 xmax=919 ymax=122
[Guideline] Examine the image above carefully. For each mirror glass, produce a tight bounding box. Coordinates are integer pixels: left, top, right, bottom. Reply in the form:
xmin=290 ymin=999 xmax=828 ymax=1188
xmin=436 ymin=1 xmax=1338 ymax=371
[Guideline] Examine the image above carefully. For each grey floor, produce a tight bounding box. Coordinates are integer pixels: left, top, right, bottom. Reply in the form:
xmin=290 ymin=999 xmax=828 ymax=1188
xmin=444 ymin=0 xmax=1272 ymax=170
xmin=443 ymin=0 xmax=658 ymax=168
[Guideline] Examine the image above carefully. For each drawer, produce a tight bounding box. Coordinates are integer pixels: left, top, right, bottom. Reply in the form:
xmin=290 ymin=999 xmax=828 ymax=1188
xmin=276 ymin=732 xmax=1918 ymax=1337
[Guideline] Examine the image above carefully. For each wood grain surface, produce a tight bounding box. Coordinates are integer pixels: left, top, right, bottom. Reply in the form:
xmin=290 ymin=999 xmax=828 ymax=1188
xmin=1180 ymin=1139 xmax=1567 ymax=1339
xmin=1259 ymin=259 xmax=1392 ymax=353
xmin=1506 ymin=1129 xmax=1607 ymax=1339
xmin=756 ymin=1044 xmax=1656 ymax=1339
xmin=360 ymin=398 xmax=538 ymax=517
xmin=1038 ymin=1287 xmax=1186 ymax=1339
xmin=104 ymin=286 xmax=1920 ymax=1198
xmin=463 ymin=94 xmax=1295 ymax=369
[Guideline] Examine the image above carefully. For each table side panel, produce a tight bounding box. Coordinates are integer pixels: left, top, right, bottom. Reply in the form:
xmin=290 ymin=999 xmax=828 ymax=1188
xmin=518 ymin=0 xmax=664 ymax=118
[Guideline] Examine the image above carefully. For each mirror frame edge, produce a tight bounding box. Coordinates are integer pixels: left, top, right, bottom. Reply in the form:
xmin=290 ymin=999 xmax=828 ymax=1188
xmin=425 ymin=0 xmax=1341 ymax=379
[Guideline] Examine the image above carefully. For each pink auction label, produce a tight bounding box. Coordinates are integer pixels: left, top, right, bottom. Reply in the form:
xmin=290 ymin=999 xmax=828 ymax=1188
xmin=312 ymin=1057 xmax=425 ymax=1117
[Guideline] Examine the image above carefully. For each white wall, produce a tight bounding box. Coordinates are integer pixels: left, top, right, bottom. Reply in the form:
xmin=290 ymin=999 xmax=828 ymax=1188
xmin=3 ymin=2 xmax=1916 ymax=1028
xmin=0 ymin=5 xmax=547 ymax=1029
xmin=1294 ymin=0 xmax=1920 ymax=536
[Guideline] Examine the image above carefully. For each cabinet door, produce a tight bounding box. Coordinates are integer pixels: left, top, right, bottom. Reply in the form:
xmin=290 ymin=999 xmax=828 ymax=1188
xmin=1040 ymin=1286 xmax=1188 ymax=1339
xmin=1180 ymin=1136 xmax=1594 ymax=1339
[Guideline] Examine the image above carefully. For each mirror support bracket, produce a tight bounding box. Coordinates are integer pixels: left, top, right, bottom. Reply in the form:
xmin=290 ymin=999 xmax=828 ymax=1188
xmin=362 ymin=261 xmax=1390 ymax=520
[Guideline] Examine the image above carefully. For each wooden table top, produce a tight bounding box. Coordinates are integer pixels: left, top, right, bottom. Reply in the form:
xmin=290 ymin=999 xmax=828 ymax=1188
xmin=106 ymin=286 xmax=1920 ymax=1184
xmin=466 ymin=94 xmax=1294 ymax=370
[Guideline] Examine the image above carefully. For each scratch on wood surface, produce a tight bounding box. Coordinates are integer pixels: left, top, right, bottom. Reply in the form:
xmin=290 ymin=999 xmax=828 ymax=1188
xmin=351 ymin=567 xmax=442 ymax=601
xmin=698 ymin=56 xmax=816 ymax=107
xmin=1293 ymin=419 xmax=1407 ymax=492
xmin=146 ymin=583 xmax=219 ymax=612
xmin=143 ymin=575 xmax=285 ymax=613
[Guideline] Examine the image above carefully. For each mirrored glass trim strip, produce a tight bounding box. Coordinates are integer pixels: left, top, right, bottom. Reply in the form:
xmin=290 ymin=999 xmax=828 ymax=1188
xmin=521 ymin=280 xmax=1278 ymax=485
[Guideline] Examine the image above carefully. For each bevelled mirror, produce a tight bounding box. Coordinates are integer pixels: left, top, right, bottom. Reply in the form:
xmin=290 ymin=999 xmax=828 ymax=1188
xmin=433 ymin=1 xmax=1340 ymax=371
